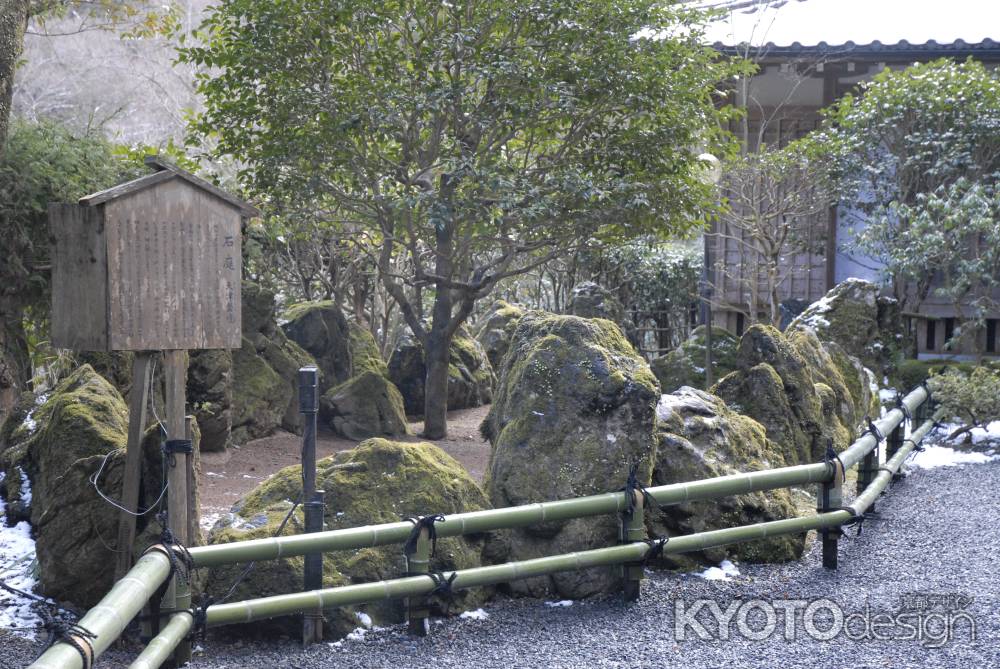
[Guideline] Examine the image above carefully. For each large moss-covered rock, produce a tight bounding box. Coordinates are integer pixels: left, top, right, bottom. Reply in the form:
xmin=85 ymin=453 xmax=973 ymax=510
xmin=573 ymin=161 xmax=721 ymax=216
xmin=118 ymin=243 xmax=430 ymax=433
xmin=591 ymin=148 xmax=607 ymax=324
xmin=231 ymin=338 xmax=287 ymax=443
xmin=388 ymin=327 xmax=494 ymax=417
xmin=652 ymin=388 xmax=805 ymax=569
xmin=0 ymin=366 xmax=186 ymax=607
xmin=320 ymin=371 xmax=409 ymax=440
xmin=475 ymin=300 xmax=526 ymax=370
xmin=482 ymin=313 xmax=660 ymax=598
xmin=283 ymin=301 xmax=387 ymax=390
xmin=204 ymin=439 xmax=491 ymax=635
xmin=651 ymin=325 xmax=739 ymax=393
xmin=788 ymin=279 xmax=902 ymax=376
xmin=567 ymin=282 xmax=636 ymax=343
xmin=231 ymin=283 xmax=318 ymax=443
xmin=284 ymin=301 xmax=407 ymax=439
xmin=713 ymin=325 xmax=825 ymax=465
xmin=187 ymin=349 xmax=233 ymax=452
xmin=714 ymin=324 xmax=877 ymax=465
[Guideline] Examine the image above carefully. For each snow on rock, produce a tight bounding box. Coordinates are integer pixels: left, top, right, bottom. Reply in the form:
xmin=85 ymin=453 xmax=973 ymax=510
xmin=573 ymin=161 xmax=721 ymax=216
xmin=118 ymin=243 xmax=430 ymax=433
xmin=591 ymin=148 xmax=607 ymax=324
xmin=355 ymin=611 xmax=373 ymax=628
xmin=0 ymin=472 xmax=45 ymax=637
xmin=697 ymin=559 xmax=740 ymax=581
xmin=544 ymin=600 xmax=574 ymax=608
xmin=459 ymin=608 xmax=489 ymax=620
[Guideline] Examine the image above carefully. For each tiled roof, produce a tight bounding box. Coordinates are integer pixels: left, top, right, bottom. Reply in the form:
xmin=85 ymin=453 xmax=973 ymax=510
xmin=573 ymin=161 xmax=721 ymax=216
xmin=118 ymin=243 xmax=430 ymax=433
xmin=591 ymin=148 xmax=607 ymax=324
xmin=699 ymin=0 xmax=1000 ymax=55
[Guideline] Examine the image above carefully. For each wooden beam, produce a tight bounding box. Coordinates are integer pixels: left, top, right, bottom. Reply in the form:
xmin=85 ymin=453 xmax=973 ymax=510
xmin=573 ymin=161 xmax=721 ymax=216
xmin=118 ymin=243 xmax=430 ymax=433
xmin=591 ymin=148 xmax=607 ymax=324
xmin=163 ymin=350 xmax=191 ymax=667
xmin=113 ymin=351 xmax=154 ymax=583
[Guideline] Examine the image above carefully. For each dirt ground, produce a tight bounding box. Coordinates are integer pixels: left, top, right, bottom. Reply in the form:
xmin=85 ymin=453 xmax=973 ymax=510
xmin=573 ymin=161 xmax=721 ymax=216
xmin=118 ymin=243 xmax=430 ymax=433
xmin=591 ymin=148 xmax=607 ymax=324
xmin=197 ymin=405 xmax=492 ymax=527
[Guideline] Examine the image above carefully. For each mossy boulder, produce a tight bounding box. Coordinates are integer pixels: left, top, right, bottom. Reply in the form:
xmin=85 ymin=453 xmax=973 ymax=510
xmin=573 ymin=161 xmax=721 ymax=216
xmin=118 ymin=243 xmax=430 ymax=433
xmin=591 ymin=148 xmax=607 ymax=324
xmin=714 ymin=325 xmax=825 ymax=464
xmin=0 ymin=366 xmax=193 ymax=607
xmin=482 ymin=313 xmax=660 ymax=598
xmin=650 ymin=325 xmax=739 ymax=393
xmin=231 ymin=337 xmax=287 ymax=443
xmin=788 ymin=279 xmax=902 ymax=376
xmin=652 ymin=388 xmax=805 ymax=569
xmin=475 ymin=300 xmax=526 ymax=370
xmin=283 ymin=301 xmax=387 ymax=390
xmin=320 ymin=371 xmax=410 ymax=440
xmin=187 ymin=349 xmax=233 ymax=452
xmin=567 ymin=282 xmax=636 ymax=343
xmin=204 ymin=439 xmax=491 ymax=635
xmin=231 ymin=282 xmax=319 ymax=443
xmin=283 ymin=301 xmax=409 ymax=439
xmin=388 ymin=326 xmax=495 ymax=417
xmin=714 ymin=324 xmax=878 ymax=465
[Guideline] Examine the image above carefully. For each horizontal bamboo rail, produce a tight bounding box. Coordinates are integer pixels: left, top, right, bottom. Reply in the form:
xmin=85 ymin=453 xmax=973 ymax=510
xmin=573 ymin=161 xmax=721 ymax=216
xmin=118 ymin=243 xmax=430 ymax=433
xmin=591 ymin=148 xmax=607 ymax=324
xmin=128 ymin=612 xmax=194 ymax=669
xmin=29 ymin=385 xmax=931 ymax=669
xmin=29 ymin=551 xmax=172 ymax=669
xmin=203 ymin=417 xmax=934 ymax=629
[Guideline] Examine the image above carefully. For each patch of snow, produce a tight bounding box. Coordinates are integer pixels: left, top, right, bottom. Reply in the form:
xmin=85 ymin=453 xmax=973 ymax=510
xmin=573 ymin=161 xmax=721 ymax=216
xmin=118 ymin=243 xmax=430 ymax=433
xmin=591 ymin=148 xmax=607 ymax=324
xmin=878 ymin=388 xmax=898 ymax=403
xmin=606 ymin=434 xmax=617 ymax=443
xmin=345 ymin=627 xmax=368 ymax=642
xmin=970 ymin=421 xmax=1000 ymax=445
xmin=459 ymin=608 xmax=489 ymax=620
xmin=355 ymin=611 xmax=372 ymax=628
xmin=18 ymin=468 xmax=32 ymax=505
xmin=656 ymin=395 xmax=674 ymax=422
xmin=199 ymin=512 xmax=221 ymax=532
xmin=0 ymin=472 xmax=46 ymax=638
xmin=698 ymin=559 xmax=740 ymax=581
xmin=532 ymin=411 xmax=545 ymax=417
xmin=545 ymin=600 xmax=574 ymax=608
xmin=205 ymin=472 xmax=225 ymax=478
xmin=909 ymin=445 xmax=999 ymax=470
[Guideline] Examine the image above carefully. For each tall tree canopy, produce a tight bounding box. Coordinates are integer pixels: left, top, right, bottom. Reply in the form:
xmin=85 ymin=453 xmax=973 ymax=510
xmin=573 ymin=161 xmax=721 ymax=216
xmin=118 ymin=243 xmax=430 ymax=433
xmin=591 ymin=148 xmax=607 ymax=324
xmin=182 ymin=0 xmax=744 ymax=437
xmin=819 ymin=58 xmax=1000 ymax=347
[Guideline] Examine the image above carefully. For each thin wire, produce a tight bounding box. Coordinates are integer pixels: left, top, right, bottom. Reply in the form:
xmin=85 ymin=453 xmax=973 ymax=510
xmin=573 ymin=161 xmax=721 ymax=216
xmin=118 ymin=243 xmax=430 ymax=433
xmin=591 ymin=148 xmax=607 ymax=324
xmin=89 ymin=450 xmax=168 ymax=517
xmin=89 ymin=354 xmax=169 ymax=518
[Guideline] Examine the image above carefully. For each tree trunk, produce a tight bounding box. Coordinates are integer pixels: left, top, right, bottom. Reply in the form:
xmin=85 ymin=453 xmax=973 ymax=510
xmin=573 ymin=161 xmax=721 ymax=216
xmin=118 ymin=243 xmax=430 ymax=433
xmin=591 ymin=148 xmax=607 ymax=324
xmin=0 ymin=0 xmax=29 ymax=158
xmin=422 ymin=325 xmax=450 ymax=440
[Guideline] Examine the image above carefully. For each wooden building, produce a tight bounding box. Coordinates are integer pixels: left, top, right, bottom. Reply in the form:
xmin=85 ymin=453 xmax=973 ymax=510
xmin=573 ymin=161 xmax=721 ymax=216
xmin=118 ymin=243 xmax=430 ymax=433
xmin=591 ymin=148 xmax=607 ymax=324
xmin=701 ymin=0 xmax=1000 ymax=357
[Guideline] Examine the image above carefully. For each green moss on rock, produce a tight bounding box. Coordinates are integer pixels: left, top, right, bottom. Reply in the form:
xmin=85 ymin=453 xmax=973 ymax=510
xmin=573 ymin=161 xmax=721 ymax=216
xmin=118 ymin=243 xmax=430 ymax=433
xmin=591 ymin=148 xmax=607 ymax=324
xmin=482 ymin=312 xmax=659 ymax=598
xmin=650 ymin=325 xmax=738 ymax=393
xmin=0 ymin=366 xmax=193 ymax=607
xmin=475 ymin=300 xmax=527 ymax=370
xmin=205 ymin=439 xmax=491 ymax=635
xmin=388 ymin=326 xmax=495 ymax=417
xmin=320 ymin=371 xmax=410 ymax=440
xmin=231 ymin=337 xmax=287 ymax=444
xmin=652 ymin=388 xmax=804 ymax=569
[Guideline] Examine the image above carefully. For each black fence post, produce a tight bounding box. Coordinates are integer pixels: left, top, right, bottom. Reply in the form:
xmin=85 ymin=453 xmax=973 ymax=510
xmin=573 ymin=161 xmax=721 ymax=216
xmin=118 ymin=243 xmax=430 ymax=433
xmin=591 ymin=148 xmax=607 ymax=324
xmin=299 ymin=366 xmax=324 ymax=645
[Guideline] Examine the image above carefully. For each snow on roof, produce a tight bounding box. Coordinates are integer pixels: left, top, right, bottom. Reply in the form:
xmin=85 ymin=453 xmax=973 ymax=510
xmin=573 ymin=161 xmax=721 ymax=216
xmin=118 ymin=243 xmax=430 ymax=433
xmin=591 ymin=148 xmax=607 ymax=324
xmin=699 ymin=0 xmax=1000 ymax=50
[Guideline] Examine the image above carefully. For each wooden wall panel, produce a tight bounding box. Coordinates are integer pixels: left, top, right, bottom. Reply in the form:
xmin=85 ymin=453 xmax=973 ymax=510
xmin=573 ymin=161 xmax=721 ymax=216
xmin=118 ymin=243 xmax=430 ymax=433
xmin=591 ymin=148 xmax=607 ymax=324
xmin=49 ymin=203 xmax=109 ymax=351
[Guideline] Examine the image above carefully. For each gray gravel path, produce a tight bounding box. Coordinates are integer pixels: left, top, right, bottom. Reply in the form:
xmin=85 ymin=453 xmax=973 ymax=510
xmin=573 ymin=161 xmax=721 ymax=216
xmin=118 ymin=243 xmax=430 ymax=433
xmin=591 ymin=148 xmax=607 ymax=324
xmin=5 ymin=456 xmax=998 ymax=669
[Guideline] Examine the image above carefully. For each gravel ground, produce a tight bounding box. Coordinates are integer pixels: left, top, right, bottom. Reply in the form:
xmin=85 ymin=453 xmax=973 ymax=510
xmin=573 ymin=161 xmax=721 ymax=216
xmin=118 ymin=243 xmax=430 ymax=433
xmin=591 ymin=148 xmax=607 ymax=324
xmin=5 ymin=453 xmax=998 ymax=669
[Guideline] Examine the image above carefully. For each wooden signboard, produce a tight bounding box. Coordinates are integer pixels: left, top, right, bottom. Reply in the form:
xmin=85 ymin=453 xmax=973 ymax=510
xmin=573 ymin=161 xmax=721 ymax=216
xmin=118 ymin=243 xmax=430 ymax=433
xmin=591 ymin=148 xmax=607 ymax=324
xmin=50 ymin=157 xmax=257 ymax=352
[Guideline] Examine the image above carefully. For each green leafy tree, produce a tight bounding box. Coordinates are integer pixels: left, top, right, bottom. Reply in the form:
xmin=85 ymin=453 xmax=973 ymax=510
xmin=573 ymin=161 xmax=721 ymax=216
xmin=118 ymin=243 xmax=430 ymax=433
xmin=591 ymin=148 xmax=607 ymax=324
xmin=0 ymin=118 xmax=144 ymax=418
xmin=820 ymin=59 xmax=1000 ymax=347
xmin=181 ymin=0 xmax=744 ymax=437
xmin=927 ymin=366 xmax=1000 ymax=442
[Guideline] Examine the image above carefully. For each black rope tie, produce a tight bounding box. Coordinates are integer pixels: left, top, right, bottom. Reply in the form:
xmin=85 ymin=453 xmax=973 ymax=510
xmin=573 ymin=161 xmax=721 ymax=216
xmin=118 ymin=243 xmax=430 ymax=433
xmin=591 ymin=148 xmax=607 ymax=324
xmin=824 ymin=442 xmax=846 ymax=482
xmin=39 ymin=609 xmax=97 ymax=669
xmin=619 ymin=462 xmax=659 ymax=520
xmin=894 ymin=393 xmax=912 ymax=425
xmin=403 ymin=514 xmax=446 ymax=558
xmin=162 ymin=438 xmax=193 ymax=467
xmin=864 ymin=419 xmax=884 ymax=444
xmin=191 ymin=597 xmax=213 ymax=642
xmin=640 ymin=537 xmax=669 ymax=566
xmin=424 ymin=572 xmax=459 ymax=615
